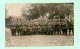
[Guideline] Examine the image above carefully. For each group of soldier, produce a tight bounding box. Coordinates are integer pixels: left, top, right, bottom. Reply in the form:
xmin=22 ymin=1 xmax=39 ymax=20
xmin=10 ymin=20 xmax=74 ymax=36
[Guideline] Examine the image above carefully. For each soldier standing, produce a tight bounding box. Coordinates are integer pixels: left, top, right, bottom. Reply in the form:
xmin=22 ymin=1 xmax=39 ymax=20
xmin=51 ymin=25 xmax=56 ymax=35
xmin=37 ymin=25 xmax=41 ymax=34
xmin=22 ymin=25 xmax=26 ymax=35
xmin=10 ymin=25 xmax=16 ymax=36
xmin=25 ymin=26 xmax=29 ymax=35
xmin=62 ymin=25 xmax=68 ymax=35
xmin=56 ymin=25 xmax=62 ymax=35
xmin=47 ymin=25 xmax=52 ymax=35
xmin=15 ymin=23 xmax=21 ymax=36
xmin=68 ymin=24 xmax=74 ymax=35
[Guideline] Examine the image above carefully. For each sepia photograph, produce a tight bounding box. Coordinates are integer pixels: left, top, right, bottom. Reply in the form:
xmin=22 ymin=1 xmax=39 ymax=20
xmin=5 ymin=3 xmax=74 ymax=47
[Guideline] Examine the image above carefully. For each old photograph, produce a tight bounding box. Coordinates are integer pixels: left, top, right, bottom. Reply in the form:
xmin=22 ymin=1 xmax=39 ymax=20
xmin=6 ymin=3 xmax=74 ymax=46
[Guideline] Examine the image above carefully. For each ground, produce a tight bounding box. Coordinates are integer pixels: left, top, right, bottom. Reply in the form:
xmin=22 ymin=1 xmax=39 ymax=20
xmin=5 ymin=28 xmax=74 ymax=47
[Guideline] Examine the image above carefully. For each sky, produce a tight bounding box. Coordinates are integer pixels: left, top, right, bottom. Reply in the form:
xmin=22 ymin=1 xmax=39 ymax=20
xmin=6 ymin=4 xmax=31 ymax=18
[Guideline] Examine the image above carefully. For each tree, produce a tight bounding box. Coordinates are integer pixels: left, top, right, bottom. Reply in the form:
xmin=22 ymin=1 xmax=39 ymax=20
xmin=22 ymin=3 xmax=73 ymax=20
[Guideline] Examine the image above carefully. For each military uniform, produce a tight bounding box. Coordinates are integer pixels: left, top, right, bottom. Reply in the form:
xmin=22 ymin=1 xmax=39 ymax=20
xmin=26 ymin=26 xmax=31 ymax=35
xmin=10 ymin=25 xmax=16 ymax=36
xmin=56 ymin=25 xmax=61 ymax=35
xmin=31 ymin=26 xmax=34 ymax=35
xmin=22 ymin=25 xmax=27 ymax=35
xmin=67 ymin=20 xmax=74 ymax=35
xmin=17 ymin=26 xmax=21 ymax=36
xmin=68 ymin=25 xmax=74 ymax=35
xmin=51 ymin=25 xmax=56 ymax=35
xmin=41 ymin=26 xmax=46 ymax=35
xmin=25 ymin=26 xmax=30 ymax=35
xmin=47 ymin=25 xmax=52 ymax=35
xmin=62 ymin=25 xmax=67 ymax=35
xmin=35 ymin=26 xmax=39 ymax=35
xmin=37 ymin=26 xmax=41 ymax=34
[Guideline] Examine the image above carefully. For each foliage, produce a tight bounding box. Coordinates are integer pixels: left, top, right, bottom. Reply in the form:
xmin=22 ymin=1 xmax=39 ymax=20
xmin=22 ymin=3 xmax=73 ymax=20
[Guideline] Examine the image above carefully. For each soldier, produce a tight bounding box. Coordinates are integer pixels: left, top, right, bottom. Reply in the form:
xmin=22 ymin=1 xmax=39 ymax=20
xmin=17 ymin=25 xmax=21 ymax=36
xmin=37 ymin=25 xmax=41 ymax=34
xmin=27 ymin=26 xmax=32 ymax=35
xmin=49 ymin=25 xmax=53 ymax=35
xmin=25 ymin=26 xmax=29 ymax=35
xmin=47 ymin=25 xmax=52 ymax=35
xmin=68 ymin=24 xmax=74 ymax=35
xmin=45 ymin=25 xmax=48 ymax=35
xmin=41 ymin=25 xmax=46 ymax=35
xmin=10 ymin=25 xmax=16 ymax=36
xmin=35 ymin=25 xmax=39 ymax=35
xmin=22 ymin=25 xmax=27 ymax=35
xmin=46 ymin=25 xmax=49 ymax=35
xmin=34 ymin=25 xmax=37 ymax=35
xmin=41 ymin=25 xmax=43 ymax=34
xmin=55 ymin=25 xmax=57 ymax=35
xmin=67 ymin=20 xmax=74 ymax=35
xmin=30 ymin=25 xmax=33 ymax=35
xmin=40 ymin=25 xmax=42 ymax=35
xmin=51 ymin=25 xmax=56 ymax=35
xmin=62 ymin=25 xmax=68 ymax=35
xmin=44 ymin=25 xmax=47 ymax=35
xmin=19 ymin=26 xmax=23 ymax=36
xmin=31 ymin=25 xmax=34 ymax=35
xmin=56 ymin=25 xmax=62 ymax=35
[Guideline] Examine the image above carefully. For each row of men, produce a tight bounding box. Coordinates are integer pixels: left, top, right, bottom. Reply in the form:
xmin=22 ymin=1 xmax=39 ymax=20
xmin=10 ymin=24 xmax=74 ymax=36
